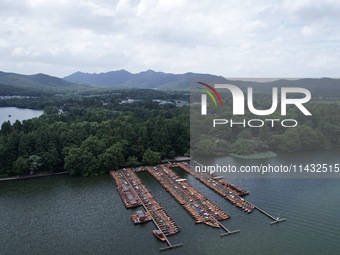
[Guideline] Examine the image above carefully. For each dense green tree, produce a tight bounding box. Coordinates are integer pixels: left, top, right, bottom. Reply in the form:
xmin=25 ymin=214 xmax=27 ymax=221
xmin=259 ymin=125 xmax=271 ymax=142
xmin=275 ymin=129 xmax=302 ymax=152
xmin=29 ymin=155 xmax=42 ymax=174
xmin=40 ymin=148 xmax=62 ymax=171
xmin=0 ymin=121 xmax=12 ymax=135
xmin=126 ymin=156 xmax=140 ymax=167
xmin=237 ymin=130 xmax=252 ymax=140
xmin=12 ymin=120 xmax=22 ymax=132
xmin=193 ymin=138 xmax=217 ymax=155
xmin=81 ymin=135 xmax=105 ymax=157
xmin=142 ymin=149 xmax=161 ymax=165
xmin=64 ymin=148 xmax=99 ymax=176
xmin=12 ymin=156 xmax=30 ymax=175
xmin=44 ymin=105 xmax=59 ymax=114
xmin=0 ymin=138 xmax=6 ymax=174
xmin=230 ymin=138 xmax=254 ymax=155
xmin=18 ymin=134 xmax=31 ymax=157
xmin=99 ymin=142 xmax=125 ymax=171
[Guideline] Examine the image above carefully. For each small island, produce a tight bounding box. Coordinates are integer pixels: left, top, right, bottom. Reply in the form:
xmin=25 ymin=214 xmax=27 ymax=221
xmin=229 ymin=151 xmax=277 ymax=159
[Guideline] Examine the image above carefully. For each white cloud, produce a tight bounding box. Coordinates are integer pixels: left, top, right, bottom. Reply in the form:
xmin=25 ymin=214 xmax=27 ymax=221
xmin=301 ymin=25 xmax=316 ymax=37
xmin=0 ymin=0 xmax=339 ymax=77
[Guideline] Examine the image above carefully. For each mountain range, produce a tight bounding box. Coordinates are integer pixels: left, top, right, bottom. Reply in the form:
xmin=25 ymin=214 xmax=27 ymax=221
xmin=62 ymin=70 xmax=340 ymax=98
xmin=1 ymin=69 xmax=340 ymax=98
xmin=63 ymin=69 xmax=227 ymax=90
xmin=0 ymin=71 xmax=86 ymax=96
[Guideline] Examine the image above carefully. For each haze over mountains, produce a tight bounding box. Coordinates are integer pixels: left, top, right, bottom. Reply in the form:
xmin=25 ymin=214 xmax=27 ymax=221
xmin=63 ymin=69 xmax=227 ymax=90
xmin=62 ymin=70 xmax=340 ymax=98
xmin=1 ymin=69 xmax=340 ymax=98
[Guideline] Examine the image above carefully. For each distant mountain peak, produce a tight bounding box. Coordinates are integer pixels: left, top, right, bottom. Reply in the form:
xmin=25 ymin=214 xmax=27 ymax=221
xmin=64 ymin=69 xmax=134 ymax=87
xmin=0 ymin=70 xmax=87 ymax=96
xmin=63 ymin=69 xmax=227 ymax=90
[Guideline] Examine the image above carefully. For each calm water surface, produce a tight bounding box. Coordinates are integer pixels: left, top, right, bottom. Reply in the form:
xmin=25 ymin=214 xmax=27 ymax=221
xmin=0 ymin=150 xmax=339 ymax=255
xmin=0 ymin=107 xmax=43 ymax=125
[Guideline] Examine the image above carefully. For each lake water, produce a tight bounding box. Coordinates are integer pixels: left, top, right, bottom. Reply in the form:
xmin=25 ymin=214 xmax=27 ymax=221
xmin=0 ymin=150 xmax=339 ymax=255
xmin=0 ymin=107 xmax=44 ymax=125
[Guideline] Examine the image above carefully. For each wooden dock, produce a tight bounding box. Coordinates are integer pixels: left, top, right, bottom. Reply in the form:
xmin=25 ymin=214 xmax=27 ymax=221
xmin=176 ymin=162 xmax=286 ymax=225
xmin=146 ymin=165 xmax=239 ymax=236
xmin=110 ymin=161 xmax=285 ymax=250
xmin=176 ymin=162 xmax=255 ymax=213
xmin=110 ymin=169 xmax=183 ymax=251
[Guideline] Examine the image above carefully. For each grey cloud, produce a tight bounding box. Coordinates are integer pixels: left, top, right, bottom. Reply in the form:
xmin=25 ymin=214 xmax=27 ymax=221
xmin=283 ymin=0 xmax=340 ymax=22
xmin=0 ymin=0 xmax=339 ymax=77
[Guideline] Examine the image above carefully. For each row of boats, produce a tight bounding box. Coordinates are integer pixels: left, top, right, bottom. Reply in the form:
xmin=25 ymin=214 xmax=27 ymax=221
xmin=110 ymin=170 xmax=142 ymax=208
xmin=111 ymin=162 xmax=283 ymax=245
xmin=146 ymin=165 xmax=229 ymax=228
xmin=110 ymin=169 xmax=180 ymax=241
xmin=176 ymin=162 xmax=255 ymax=213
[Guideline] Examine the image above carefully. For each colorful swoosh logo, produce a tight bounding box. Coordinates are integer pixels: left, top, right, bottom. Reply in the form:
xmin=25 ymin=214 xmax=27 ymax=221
xmin=197 ymin=82 xmax=223 ymax=106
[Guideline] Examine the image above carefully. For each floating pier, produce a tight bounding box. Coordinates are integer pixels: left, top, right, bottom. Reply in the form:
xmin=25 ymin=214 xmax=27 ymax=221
xmin=218 ymin=222 xmax=240 ymax=237
xmin=176 ymin=162 xmax=255 ymax=213
xmin=176 ymin=162 xmax=286 ymax=225
xmin=110 ymin=169 xmax=183 ymax=251
xmin=146 ymin=165 xmax=239 ymax=236
xmin=254 ymin=206 xmax=286 ymax=225
xmin=111 ymin=160 xmax=285 ymax=250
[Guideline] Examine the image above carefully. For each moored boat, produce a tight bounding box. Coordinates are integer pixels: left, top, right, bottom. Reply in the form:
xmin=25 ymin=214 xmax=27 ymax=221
xmin=204 ymin=218 xmax=220 ymax=228
xmin=153 ymin=229 xmax=166 ymax=241
xmin=131 ymin=210 xmax=152 ymax=224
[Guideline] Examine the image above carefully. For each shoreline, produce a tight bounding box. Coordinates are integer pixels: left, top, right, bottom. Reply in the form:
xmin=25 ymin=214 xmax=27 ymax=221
xmin=0 ymin=156 xmax=190 ymax=182
xmin=0 ymin=171 xmax=68 ymax=182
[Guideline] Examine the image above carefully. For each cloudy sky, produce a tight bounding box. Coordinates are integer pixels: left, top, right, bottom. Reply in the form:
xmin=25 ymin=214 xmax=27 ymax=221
xmin=0 ymin=0 xmax=339 ymax=78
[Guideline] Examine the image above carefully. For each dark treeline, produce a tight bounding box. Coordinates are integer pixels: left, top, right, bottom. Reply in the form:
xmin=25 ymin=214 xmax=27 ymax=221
xmin=0 ymin=88 xmax=187 ymax=109
xmin=0 ymin=90 xmax=189 ymax=177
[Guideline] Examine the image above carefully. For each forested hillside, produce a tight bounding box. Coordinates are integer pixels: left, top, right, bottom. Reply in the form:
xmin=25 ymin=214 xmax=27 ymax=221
xmin=0 ymin=90 xmax=189 ymax=177
xmin=0 ymin=71 xmax=88 ymax=96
